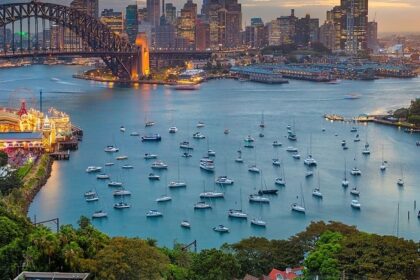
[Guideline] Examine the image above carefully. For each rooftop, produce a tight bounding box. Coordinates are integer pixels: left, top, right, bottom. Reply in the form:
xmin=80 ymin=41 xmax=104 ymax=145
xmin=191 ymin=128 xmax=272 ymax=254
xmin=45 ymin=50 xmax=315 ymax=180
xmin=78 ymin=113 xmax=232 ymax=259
xmin=0 ymin=132 xmax=43 ymax=140
xmin=14 ymin=272 xmax=89 ymax=280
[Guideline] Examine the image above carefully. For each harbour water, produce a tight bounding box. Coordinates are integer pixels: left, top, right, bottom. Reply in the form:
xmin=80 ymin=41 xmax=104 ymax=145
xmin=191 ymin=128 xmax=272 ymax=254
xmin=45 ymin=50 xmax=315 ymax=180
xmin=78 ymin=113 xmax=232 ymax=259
xmin=1 ymin=65 xmax=419 ymax=248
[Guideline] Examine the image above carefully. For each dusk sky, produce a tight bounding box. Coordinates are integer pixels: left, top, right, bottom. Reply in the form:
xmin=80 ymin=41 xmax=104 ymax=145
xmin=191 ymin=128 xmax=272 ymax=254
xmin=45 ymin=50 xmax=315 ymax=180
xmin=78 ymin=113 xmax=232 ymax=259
xmin=3 ymin=0 xmax=420 ymax=33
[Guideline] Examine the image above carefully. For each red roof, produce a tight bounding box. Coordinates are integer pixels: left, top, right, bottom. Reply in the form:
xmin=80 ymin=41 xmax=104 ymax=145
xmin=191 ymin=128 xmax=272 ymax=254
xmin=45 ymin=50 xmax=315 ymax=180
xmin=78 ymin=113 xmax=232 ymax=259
xmin=268 ymin=267 xmax=304 ymax=280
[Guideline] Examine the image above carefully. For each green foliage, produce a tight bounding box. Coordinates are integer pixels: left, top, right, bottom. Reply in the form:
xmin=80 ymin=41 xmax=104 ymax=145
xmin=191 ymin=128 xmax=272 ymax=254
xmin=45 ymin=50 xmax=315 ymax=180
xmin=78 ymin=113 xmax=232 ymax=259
xmin=393 ymin=108 xmax=409 ymax=119
xmin=0 ymin=151 xmax=8 ymax=167
xmin=93 ymin=237 xmax=169 ymax=280
xmin=190 ymin=248 xmax=240 ymax=280
xmin=409 ymin=98 xmax=420 ymax=115
xmin=0 ymin=171 xmax=23 ymax=196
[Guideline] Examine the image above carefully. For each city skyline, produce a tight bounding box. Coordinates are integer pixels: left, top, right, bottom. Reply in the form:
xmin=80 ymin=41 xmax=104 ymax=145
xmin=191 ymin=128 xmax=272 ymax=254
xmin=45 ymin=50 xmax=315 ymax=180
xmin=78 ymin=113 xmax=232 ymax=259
xmin=7 ymin=0 xmax=417 ymax=33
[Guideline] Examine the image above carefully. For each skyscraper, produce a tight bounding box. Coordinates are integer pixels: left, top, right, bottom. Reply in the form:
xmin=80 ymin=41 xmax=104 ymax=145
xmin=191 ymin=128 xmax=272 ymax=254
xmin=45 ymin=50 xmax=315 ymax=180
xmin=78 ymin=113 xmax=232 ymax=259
xmin=126 ymin=5 xmax=139 ymax=44
xmin=267 ymin=19 xmax=281 ymax=46
xmin=165 ymin=3 xmax=177 ymax=25
xmin=225 ymin=0 xmax=242 ymax=49
xmin=367 ymin=21 xmax=378 ymax=53
xmin=147 ymin=0 xmax=161 ymax=28
xmin=70 ymin=0 xmax=99 ymax=18
xmin=341 ymin=0 xmax=368 ymax=53
xmin=100 ymin=9 xmax=124 ymax=35
xmin=278 ymin=10 xmax=297 ymax=45
xmin=177 ymin=0 xmax=197 ymax=48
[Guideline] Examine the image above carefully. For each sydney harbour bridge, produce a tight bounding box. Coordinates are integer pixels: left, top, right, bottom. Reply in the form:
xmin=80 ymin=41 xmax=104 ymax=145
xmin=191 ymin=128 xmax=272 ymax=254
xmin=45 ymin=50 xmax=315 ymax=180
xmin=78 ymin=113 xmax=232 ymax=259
xmin=0 ymin=1 xmax=212 ymax=81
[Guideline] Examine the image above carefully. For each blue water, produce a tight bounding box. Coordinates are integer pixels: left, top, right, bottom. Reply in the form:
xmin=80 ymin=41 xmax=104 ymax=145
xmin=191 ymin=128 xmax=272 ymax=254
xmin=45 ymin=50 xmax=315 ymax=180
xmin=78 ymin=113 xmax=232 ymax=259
xmin=1 ymin=65 xmax=419 ymax=248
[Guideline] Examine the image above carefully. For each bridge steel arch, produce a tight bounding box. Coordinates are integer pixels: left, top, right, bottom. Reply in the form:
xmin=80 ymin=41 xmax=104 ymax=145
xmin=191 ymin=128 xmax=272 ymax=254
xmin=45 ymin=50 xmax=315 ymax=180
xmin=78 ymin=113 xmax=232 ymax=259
xmin=0 ymin=1 xmax=145 ymax=80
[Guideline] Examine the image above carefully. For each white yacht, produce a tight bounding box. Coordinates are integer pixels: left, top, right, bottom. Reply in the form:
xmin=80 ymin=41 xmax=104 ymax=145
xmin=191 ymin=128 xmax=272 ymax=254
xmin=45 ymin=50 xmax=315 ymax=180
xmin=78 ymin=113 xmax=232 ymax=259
xmin=228 ymin=209 xmax=248 ymax=219
xmin=275 ymin=177 xmax=286 ymax=186
xmin=251 ymin=218 xmax=267 ymax=227
xmin=199 ymin=159 xmax=215 ymax=172
xmin=200 ymin=192 xmax=224 ymax=199
xmin=85 ymin=194 xmax=99 ymax=202
xmin=144 ymin=153 xmax=158 ymax=159
xmin=116 ymin=155 xmax=128 ymax=160
xmin=108 ymin=181 xmax=123 ymax=187
xmin=193 ymin=132 xmax=205 ymax=139
xmin=180 ymin=220 xmax=191 ymax=228
xmin=86 ymin=166 xmax=102 ymax=173
xmin=146 ymin=210 xmax=163 ymax=217
xmin=194 ymin=201 xmax=212 ymax=209
xmin=145 ymin=121 xmax=155 ymax=127
xmin=350 ymin=167 xmax=362 ymax=176
xmin=272 ymin=141 xmax=282 ymax=147
xmin=151 ymin=160 xmax=168 ymax=169
xmin=120 ymin=126 xmax=125 ymax=132
xmin=84 ymin=190 xmax=96 ymax=197
xmin=272 ymin=159 xmax=281 ymax=166
xmin=303 ymin=155 xmax=317 ymax=166
xmin=169 ymin=127 xmax=178 ymax=133
xmin=351 ymin=199 xmax=361 ymax=209
xmin=130 ymin=131 xmax=140 ymax=136
xmin=156 ymin=195 xmax=172 ymax=202
xmin=114 ymin=202 xmax=131 ymax=209
xmin=213 ymin=225 xmax=229 ymax=233
xmin=196 ymin=121 xmax=205 ymax=128
xmin=122 ymin=164 xmax=134 ymax=169
xmin=180 ymin=141 xmax=194 ymax=150
xmin=286 ymin=147 xmax=298 ymax=152
xmin=148 ymin=173 xmax=160 ymax=180
xmin=92 ymin=210 xmax=108 ymax=219
xmin=292 ymin=153 xmax=301 ymax=159
xmin=105 ymin=162 xmax=114 ymax=167
xmin=113 ymin=189 xmax=131 ymax=196
xmin=249 ymin=194 xmax=270 ymax=203
xmin=350 ymin=187 xmax=360 ymax=196
xmin=104 ymin=145 xmax=119 ymax=153
xmin=215 ymin=176 xmax=234 ymax=185
xmin=312 ymin=188 xmax=323 ymax=198
xmin=248 ymin=165 xmax=260 ymax=173
xmin=96 ymin=173 xmax=109 ymax=180
xmin=169 ymin=181 xmax=187 ymax=188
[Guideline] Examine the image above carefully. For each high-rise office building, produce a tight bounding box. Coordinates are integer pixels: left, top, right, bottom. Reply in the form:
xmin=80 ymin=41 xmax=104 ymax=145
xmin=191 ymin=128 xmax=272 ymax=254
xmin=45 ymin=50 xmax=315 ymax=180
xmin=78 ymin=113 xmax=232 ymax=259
xmin=70 ymin=0 xmax=99 ymax=18
xmin=225 ymin=0 xmax=242 ymax=49
xmin=367 ymin=21 xmax=378 ymax=52
xmin=165 ymin=3 xmax=177 ymax=25
xmin=341 ymin=0 xmax=368 ymax=53
xmin=267 ymin=19 xmax=281 ymax=46
xmin=195 ymin=19 xmax=210 ymax=50
xmin=278 ymin=10 xmax=297 ymax=45
xmin=326 ymin=6 xmax=344 ymax=51
xmin=245 ymin=18 xmax=266 ymax=48
xmin=147 ymin=0 xmax=161 ymax=27
xmin=138 ymin=8 xmax=148 ymax=23
xmin=295 ymin=14 xmax=319 ymax=46
xmin=177 ymin=0 xmax=198 ymax=47
xmin=100 ymin=9 xmax=124 ymax=35
xmin=126 ymin=5 xmax=139 ymax=44
xmin=319 ymin=21 xmax=336 ymax=51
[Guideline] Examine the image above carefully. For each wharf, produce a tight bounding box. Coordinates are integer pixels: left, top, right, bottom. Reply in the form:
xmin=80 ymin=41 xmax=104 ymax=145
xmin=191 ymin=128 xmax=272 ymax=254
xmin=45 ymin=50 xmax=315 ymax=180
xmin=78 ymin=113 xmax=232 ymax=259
xmin=324 ymin=113 xmax=419 ymax=130
xmin=50 ymin=151 xmax=70 ymax=160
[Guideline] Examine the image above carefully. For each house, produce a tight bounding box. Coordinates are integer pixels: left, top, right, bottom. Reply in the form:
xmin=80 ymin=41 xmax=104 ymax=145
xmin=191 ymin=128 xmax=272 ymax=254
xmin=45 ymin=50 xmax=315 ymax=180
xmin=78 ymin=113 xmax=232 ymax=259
xmin=13 ymin=272 xmax=89 ymax=280
xmin=268 ymin=267 xmax=304 ymax=280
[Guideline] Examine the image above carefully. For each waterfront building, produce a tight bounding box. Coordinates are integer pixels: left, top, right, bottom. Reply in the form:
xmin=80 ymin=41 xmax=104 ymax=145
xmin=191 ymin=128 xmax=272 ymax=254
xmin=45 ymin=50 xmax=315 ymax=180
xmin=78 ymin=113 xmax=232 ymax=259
xmin=0 ymin=102 xmax=73 ymax=151
xmin=177 ymin=0 xmax=198 ymax=48
xmin=126 ymin=5 xmax=139 ymax=44
xmin=267 ymin=20 xmax=281 ymax=46
xmin=100 ymin=9 xmax=124 ymax=35
xmin=147 ymin=0 xmax=161 ymax=28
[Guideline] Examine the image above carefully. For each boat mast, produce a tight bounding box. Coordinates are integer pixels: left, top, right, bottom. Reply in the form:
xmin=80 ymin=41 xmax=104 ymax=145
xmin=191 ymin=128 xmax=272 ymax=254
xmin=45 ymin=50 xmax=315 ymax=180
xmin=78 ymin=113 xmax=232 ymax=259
xmin=397 ymin=203 xmax=400 ymax=237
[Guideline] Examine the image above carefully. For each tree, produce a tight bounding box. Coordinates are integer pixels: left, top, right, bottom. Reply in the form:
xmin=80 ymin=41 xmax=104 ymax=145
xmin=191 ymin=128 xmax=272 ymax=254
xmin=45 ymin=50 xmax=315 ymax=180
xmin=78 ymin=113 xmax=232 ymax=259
xmin=0 ymin=151 xmax=8 ymax=167
xmin=0 ymin=171 xmax=22 ymax=195
xmin=190 ymin=248 xmax=240 ymax=280
xmin=93 ymin=237 xmax=169 ymax=280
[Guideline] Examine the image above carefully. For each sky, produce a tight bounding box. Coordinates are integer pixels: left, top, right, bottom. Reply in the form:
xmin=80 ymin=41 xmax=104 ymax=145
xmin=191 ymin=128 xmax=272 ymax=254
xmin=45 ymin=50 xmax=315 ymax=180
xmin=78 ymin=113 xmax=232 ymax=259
xmin=2 ymin=0 xmax=420 ymax=33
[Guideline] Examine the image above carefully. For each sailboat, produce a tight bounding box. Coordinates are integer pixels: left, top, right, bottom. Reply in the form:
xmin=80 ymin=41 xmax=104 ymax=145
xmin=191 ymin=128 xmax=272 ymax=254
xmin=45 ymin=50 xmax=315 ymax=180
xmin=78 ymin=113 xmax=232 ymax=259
xmin=272 ymin=149 xmax=281 ymax=166
xmin=145 ymin=114 xmax=155 ymax=127
xmin=350 ymin=151 xmax=362 ymax=176
xmin=207 ymin=138 xmax=216 ymax=157
xmin=350 ymin=186 xmax=360 ymax=196
xmin=291 ymin=184 xmax=306 ymax=213
xmin=157 ymin=175 xmax=172 ymax=202
xmin=380 ymin=145 xmax=386 ymax=171
xmin=228 ymin=187 xmax=248 ymax=219
xmin=275 ymin=162 xmax=286 ymax=186
xmin=287 ymin=120 xmax=297 ymax=141
xmin=362 ymin=130 xmax=370 ymax=155
xmin=113 ymin=188 xmax=131 ymax=209
xmin=215 ymin=158 xmax=234 ymax=186
xmin=312 ymin=171 xmax=323 ymax=198
xmin=397 ymin=166 xmax=404 ymax=186
xmin=200 ymin=181 xmax=224 ymax=198
xmin=342 ymin=160 xmax=349 ymax=187
xmin=351 ymin=199 xmax=361 ymax=209
xmin=169 ymin=159 xmax=187 ymax=188
xmin=251 ymin=202 xmax=267 ymax=227
xmin=248 ymin=147 xmax=260 ymax=173
xmin=258 ymin=170 xmax=278 ymax=195
xmin=235 ymin=149 xmax=244 ymax=163
xmin=259 ymin=112 xmax=265 ymax=128
xmin=304 ymin=134 xmax=317 ymax=166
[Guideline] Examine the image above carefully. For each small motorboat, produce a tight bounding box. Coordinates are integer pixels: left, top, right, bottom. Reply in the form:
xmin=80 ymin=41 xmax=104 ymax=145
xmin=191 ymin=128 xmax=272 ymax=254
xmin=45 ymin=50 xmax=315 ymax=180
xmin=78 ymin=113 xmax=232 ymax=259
xmin=194 ymin=201 xmax=212 ymax=209
xmin=182 ymin=152 xmax=192 ymax=158
xmin=108 ymin=181 xmax=123 ymax=187
xmin=85 ymin=194 xmax=99 ymax=202
xmin=275 ymin=178 xmax=286 ymax=186
xmin=96 ymin=173 xmax=109 ymax=180
xmin=286 ymin=147 xmax=298 ymax=152
xmin=248 ymin=165 xmax=260 ymax=173
xmin=343 ymin=145 xmax=349 ymax=150
xmin=146 ymin=210 xmax=163 ymax=217
xmin=181 ymin=220 xmax=191 ymax=228
xmin=84 ymin=190 xmax=96 ymax=197
xmin=350 ymin=168 xmax=362 ymax=176
xmin=207 ymin=150 xmax=216 ymax=157
xmin=344 ymin=93 xmax=361 ymax=100
xmin=114 ymin=202 xmax=131 ymax=209
xmin=104 ymin=145 xmax=119 ymax=153
xmin=113 ymin=189 xmax=131 ymax=196
xmin=312 ymin=188 xmax=323 ymax=198
xmin=272 ymin=141 xmax=282 ymax=147
xmin=288 ymin=133 xmax=297 ymax=141
xmin=151 ymin=160 xmax=168 ymax=169
xmin=228 ymin=209 xmax=248 ymax=219
xmin=145 ymin=121 xmax=155 ymax=127
xmin=251 ymin=218 xmax=267 ymax=227
xmin=350 ymin=127 xmax=358 ymax=132
xmin=351 ymin=199 xmax=361 ymax=209
xmin=120 ymin=126 xmax=125 ymax=132
xmin=122 ymin=164 xmax=134 ymax=169
xmin=362 ymin=148 xmax=370 ymax=155
xmin=144 ymin=153 xmax=158 ymax=159
xmin=397 ymin=178 xmax=404 ymax=187
xmin=148 ymin=173 xmax=160 ymax=180
xmin=215 ymin=176 xmax=234 ymax=185
xmin=341 ymin=140 xmax=346 ymax=146
xmin=193 ymin=132 xmax=205 ymax=139
xmin=180 ymin=141 xmax=194 ymax=150
xmin=272 ymin=159 xmax=281 ymax=166
xmin=169 ymin=127 xmax=178 ymax=133
xmin=249 ymin=194 xmax=270 ymax=203
xmin=244 ymin=143 xmax=254 ymax=148
xmin=105 ymin=162 xmax=114 ymax=166
xmin=141 ymin=134 xmax=162 ymax=142
xmin=350 ymin=187 xmax=360 ymax=196
xmin=92 ymin=210 xmax=108 ymax=219
xmin=292 ymin=154 xmax=301 ymax=159
xmin=224 ymin=129 xmax=229 ymax=134
xmin=196 ymin=121 xmax=205 ymax=128
xmin=116 ymin=155 xmax=128 ymax=160
xmin=259 ymin=133 xmax=264 ymax=138
xmin=244 ymin=135 xmax=255 ymax=142
xmin=200 ymin=192 xmax=224 ymax=199
xmin=86 ymin=166 xmax=102 ymax=173
xmin=305 ymin=171 xmax=314 ymax=178
xmin=156 ymin=195 xmax=172 ymax=202
xmin=213 ymin=225 xmax=229 ymax=233
xmin=130 ymin=132 xmax=140 ymax=136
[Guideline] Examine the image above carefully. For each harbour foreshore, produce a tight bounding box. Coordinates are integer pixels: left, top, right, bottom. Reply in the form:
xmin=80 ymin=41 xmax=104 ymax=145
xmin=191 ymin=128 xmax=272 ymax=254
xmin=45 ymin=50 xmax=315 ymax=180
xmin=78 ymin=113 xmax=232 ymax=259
xmin=324 ymin=113 xmax=419 ymax=130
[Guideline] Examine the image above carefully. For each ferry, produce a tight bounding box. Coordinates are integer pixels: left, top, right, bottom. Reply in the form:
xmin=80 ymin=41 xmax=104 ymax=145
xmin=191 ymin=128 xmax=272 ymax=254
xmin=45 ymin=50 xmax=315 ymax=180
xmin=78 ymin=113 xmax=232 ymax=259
xmin=141 ymin=134 xmax=162 ymax=142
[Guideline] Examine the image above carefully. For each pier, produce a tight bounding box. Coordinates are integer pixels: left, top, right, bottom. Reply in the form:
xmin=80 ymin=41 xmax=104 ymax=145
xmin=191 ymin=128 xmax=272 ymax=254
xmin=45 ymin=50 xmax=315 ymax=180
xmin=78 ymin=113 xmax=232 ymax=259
xmin=50 ymin=151 xmax=70 ymax=160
